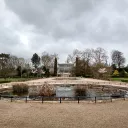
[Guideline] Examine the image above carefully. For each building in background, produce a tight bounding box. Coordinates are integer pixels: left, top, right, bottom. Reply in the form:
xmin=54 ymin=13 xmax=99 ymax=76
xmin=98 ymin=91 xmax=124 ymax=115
xmin=57 ymin=63 xmax=74 ymax=77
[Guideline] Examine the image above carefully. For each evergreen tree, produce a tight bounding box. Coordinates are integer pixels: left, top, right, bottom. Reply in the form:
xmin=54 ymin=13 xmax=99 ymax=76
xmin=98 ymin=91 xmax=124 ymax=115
xmin=75 ymin=57 xmax=79 ymax=76
xmin=31 ymin=53 xmax=40 ymax=69
xmin=54 ymin=57 xmax=57 ymax=76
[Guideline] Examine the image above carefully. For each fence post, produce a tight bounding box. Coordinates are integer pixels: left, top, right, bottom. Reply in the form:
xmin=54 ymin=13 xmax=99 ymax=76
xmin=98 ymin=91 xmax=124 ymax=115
xmin=111 ymin=97 xmax=112 ymax=102
xmin=60 ymin=97 xmax=61 ymax=103
xmin=95 ymin=97 xmax=96 ymax=103
xmin=78 ymin=96 xmax=79 ymax=104
xmin=11 ymin=96 xmax=13 ymax=102
xmin=25 ymin=97 xmax=27 ymax=103
xmin=124 ymin=95 xmax=125 ymax=101
xmin=42 ymin=96 xmax=43 ymax=104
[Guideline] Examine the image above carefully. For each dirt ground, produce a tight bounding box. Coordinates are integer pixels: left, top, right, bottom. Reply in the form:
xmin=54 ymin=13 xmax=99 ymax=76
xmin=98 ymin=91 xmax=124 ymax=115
xmin=0 ymin=100 xmax=128 ymax=128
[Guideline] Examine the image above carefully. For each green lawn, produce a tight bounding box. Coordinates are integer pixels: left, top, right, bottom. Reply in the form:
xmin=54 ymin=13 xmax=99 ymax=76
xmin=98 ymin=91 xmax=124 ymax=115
xmin=111 ymin=77 xmax=128 ymax=82
xmin=0 ymin=77 xmax=41 ymax=83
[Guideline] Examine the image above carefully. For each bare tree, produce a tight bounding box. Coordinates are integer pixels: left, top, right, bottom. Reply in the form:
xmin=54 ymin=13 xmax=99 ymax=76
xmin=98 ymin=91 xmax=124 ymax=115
xmin=41 ymin=52 xmax=58 ymax=69
xmin=67 ymin=49 xmax=82 ymax=63
xmin=81 ymin=49 xmax=93 ymax=76
xmin=24 ymin=59 xmax=31 ymax=78
xmin=69 ymin=49 xmax=93 ymax=76
xmin=111 ymin=50 xmax=125 ymax=69
xmin=18 ymin=58 xmax=25 ymax=78
xmin=50 ymin=53 xmax=59 ymax=67
xmin=0 ymin=53 xmax=17 ymax=79
xmin=9 ymin=55 xmax=21 ymax=69
xmin=92 ymin=47 xmax=108 ymax=64
xmin=82 ymin=49 xmax=93 ymax=65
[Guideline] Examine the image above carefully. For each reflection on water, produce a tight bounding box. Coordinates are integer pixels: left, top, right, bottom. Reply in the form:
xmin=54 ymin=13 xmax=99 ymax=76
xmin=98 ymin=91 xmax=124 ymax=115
xmin=56 ymin=86 xmax=127 ymax=100
xmin=56 ymin=86 xmax=75 ymax=97
xmin=86 ymin=89 xmax=111 ymax=100
xmin=0 ymin=85 xmax=127 ymax=100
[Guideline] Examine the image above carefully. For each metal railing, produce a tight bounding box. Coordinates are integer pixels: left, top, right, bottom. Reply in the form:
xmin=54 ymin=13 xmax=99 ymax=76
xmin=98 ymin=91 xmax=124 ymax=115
xmin=0 ymin=94 xmax=127 ymax=104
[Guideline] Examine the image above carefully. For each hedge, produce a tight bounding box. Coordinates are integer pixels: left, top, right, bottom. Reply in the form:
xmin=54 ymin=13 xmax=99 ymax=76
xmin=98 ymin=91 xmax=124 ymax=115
xmin=12 ymin=84 xmax=29 ymax=95
xmin=0 ymin=80 xmax=11 ymax=83
xmin=121 ymin=80 xmax=128 ymax=83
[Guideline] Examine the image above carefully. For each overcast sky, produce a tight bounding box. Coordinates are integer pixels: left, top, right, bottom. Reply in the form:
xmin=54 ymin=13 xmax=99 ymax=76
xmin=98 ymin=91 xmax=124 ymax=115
xmin=0 ymin=0 xmax=128 ymax=63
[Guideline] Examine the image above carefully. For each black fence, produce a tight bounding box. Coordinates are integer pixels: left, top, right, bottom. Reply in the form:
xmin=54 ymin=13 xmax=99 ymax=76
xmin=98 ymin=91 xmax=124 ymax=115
xmin=0 ymin=94 xmax=127 ymax=104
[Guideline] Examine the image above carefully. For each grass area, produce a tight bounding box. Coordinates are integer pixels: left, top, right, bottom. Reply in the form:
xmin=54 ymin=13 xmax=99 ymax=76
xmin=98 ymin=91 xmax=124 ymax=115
xmin=111 ymin=77 xmax=128 ymax=82
xmin=0 ymin=77 xmax=41 ymax=83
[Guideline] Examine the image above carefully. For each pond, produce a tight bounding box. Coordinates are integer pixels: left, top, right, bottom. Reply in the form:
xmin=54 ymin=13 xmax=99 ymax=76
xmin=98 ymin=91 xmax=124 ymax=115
xmin=56 ymin=85 xmax=126 ymax=100
xmin=0 ymin=84 xmax=127 ymax=100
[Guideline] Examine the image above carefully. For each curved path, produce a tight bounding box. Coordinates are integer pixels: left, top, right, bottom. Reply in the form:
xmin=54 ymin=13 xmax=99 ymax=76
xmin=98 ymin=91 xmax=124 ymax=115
xmin=26 ymin=77 xmax=128 ymax=89
xmin=0 ymin=77 xmax=128 ymax=90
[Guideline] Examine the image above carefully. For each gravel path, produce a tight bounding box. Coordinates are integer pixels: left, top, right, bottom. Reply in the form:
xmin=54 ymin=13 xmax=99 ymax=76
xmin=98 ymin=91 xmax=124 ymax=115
xmin=26 ymin=77 xmax=128 ymax=89
xmin=1 ymin=77 xmax=128 ymax=88
xmin=0 ymin=100 xmax=128 ymax=128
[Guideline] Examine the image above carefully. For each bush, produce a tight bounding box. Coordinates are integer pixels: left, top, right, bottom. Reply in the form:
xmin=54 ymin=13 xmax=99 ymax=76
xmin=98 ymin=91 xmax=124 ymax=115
xmin=119 ymin=70 xmax=128 ymax=77
xmin=121 ymin=80 xmax=128 ymax=83
xmin=38 ymin=82 xmax=55 ymax=96
xmin=22 ymin=73 xmax=28 ymax=78
xmin=12 ymin=84 xmax=28 ymax=95
xmin=113 ymin=70 xmax=119 ymax=76
xmin=111 ymin=75 xmax=121 ymax=78
xmin=83 ymin=75 xmax=93 ymax=78
xmin=75 ymin=85 xmax=87 ymax=96
xmin=0 ymin=80 xmax=11 ymax=83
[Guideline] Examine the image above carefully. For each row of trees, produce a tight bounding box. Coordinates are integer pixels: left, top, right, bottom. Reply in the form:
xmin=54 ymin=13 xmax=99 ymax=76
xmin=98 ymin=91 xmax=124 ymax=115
xmin=31 ymin=52 xmax=58 ymax=77
xmin=0 ymin=47 xmax=127 ymax=79
xmin=67 ymin=48 xmax=126 ymax=79
xmin=0 ymin=53 xmax=31 ymax=79
xmin=67 ymin=48 xmax=125 ymax=68
xmin=0 ymin=52 xmax=58 ymax=79
xmin=0 ymin=53 xmax=30 ymax=79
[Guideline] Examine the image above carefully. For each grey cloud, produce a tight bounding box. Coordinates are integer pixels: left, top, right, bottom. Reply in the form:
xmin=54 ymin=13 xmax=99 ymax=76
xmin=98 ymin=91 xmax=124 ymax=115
xmin=4 ymin=0 xmax=101 ymax=40
xmin=5 ymin=0 xmax=128 ymax=43
xmin=0 ymin=22 xmax=20 ymax=51
xmin=1 ymin=0 xmax=128 ymax=62
xmin=115 ymin=0 xmax=128 ymax=13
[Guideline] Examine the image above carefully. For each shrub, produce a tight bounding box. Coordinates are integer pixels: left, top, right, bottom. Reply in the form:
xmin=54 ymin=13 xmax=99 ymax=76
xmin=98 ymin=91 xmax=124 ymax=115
xmin=22 ymin=73 xmax=28 ymax=78
xmin=75 ymin=85 xmax=87 ymax=96
xmin=38 ymin=82 xmax=55 ymax=96
xmin=119 ymin=70 xmax=128 ymax=77
xmin=84 ymin=75 xmax=93 ymax=78
xmin=111 ymin=75 xmax=120 ymax=78
xmin=121 ymin=80 xmax=128 ymax=83
xmin=12 ymin=84 xmax=28 ymax=95
xmin=113 ymin=70 xmax=119 ymax=76
xmin=0 ymin=80 xmax=11 ymax=83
